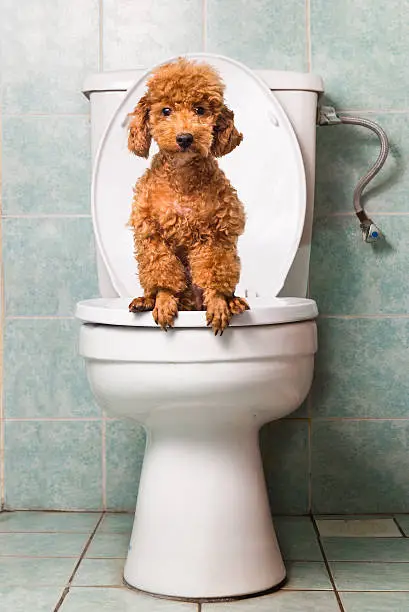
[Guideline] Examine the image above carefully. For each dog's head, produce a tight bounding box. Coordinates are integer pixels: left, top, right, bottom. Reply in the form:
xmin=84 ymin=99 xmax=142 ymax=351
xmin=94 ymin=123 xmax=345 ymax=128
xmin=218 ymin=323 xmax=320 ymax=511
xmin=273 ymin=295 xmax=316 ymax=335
xmin=128 ymin=58 xmax=243 ymax=159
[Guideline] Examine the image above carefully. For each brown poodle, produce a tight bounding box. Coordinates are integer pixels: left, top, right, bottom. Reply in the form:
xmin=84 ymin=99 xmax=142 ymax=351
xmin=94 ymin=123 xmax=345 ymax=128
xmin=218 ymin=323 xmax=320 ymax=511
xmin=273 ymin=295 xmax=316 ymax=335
xmin=127 ymin=58 xmax=249 ymax=334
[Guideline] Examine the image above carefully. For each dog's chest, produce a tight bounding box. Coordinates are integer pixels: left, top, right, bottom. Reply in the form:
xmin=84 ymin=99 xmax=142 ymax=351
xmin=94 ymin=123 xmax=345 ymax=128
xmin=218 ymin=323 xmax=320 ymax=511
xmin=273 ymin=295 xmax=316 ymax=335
xmin=155 ymin=194 xmax=211 ymax=245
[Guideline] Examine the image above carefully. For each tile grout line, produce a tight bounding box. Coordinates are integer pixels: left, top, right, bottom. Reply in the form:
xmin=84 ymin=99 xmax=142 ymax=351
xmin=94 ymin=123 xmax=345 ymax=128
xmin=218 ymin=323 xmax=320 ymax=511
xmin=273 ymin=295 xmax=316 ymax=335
xmin=393 ymin=517 xmax=407 ymax=538
xmin=5 ymin=211 xmax=409 ymax=219
xmin=2 ymin=509 xmax=103 ymax=515
xmin=324 ymin=211 xmax=409 ymax=217
xmin=319 ymin=314 xmax=409 ymax=319
xmin=5 ymin=110 xmax=409 ymax=116
xmin=337 ymin=589 xmax=409 ymax=592
xmin=307 ymin=393 xmax=312 ymax=513
xmin=6 ymin=316 xmax=76 ymax=320
xmin=2 ymin=214 xmax=92 ymax=219
xmin=310 ymin=516 xmax=346 ymax=612
xmin=202 ymin=0 xmax=207 ymax=52
xmin=54 ymin=511 xmax=105 ymax=611
xmin=303 ymin=417 xmax=409 ymax=421
xmin=99 ymin=0 xmax=104 ymax=71
xmin=12 ymin=314 xmax=409 ymax=322
xmin=330 ymin=108 xmax=409 ymax=114
xmin=4 ymin=417 xmax=103 ymax=422
xmin=0 ymin=101 xmax=4 ymax=510
xmin=313 ymin=560 xmax=409 ymax=564
xmin=2 ymin=113 xmax=90 ymax=118
xmin=5 ymin=416 xmax=409 ymax=422
xmin=305 ymin=0 xmax=312 ymax=72
xmin=102 ymin=418 xmax=107 ymax=510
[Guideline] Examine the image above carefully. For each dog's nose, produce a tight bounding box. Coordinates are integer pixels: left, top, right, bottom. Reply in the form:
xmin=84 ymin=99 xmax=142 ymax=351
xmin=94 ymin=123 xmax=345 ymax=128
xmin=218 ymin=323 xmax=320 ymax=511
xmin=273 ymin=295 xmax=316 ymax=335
xmin=176 ymin=133 xmax=194 ymax=149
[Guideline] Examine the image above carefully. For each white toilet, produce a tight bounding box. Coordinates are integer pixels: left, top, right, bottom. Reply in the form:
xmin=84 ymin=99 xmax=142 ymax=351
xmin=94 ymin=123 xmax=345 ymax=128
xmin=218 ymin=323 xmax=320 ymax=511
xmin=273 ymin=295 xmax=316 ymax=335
xmin=77 ymin=54 xmax=324 ymax=600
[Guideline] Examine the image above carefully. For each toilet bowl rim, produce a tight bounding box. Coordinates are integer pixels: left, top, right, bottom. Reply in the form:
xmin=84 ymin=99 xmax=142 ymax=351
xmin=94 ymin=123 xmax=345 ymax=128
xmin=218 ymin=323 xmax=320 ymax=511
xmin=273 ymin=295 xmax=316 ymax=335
xmin=76 ymin=296 xmax=318 ymax=328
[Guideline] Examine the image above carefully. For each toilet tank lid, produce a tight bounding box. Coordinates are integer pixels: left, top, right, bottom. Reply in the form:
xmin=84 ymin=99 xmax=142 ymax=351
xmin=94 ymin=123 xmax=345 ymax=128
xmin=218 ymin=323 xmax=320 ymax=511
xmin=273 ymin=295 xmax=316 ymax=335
xmin=83 ymin=68 xmax=324 ymax=98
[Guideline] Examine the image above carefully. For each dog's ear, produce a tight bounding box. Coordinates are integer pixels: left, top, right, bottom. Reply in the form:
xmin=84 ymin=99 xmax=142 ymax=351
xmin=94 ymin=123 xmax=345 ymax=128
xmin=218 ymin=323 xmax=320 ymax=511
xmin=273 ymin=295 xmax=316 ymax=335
xmin=211 ymin=106 xmax=243 ymax=157
xmin=128 ymin=94 xmax=151 ymax=158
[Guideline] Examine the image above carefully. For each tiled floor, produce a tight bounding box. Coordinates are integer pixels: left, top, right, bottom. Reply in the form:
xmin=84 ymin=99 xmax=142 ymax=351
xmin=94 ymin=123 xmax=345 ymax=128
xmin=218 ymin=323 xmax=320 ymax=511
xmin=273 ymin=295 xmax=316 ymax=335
xmin=0 ymin=512 xmax=409 ymax=611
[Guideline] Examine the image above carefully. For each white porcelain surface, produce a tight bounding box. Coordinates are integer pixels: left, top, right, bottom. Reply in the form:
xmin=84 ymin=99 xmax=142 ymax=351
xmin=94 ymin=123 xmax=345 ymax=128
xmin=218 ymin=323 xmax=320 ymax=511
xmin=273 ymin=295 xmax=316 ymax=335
xmin=79 ymin=320 xmax=316 ymax=597
xmin=83 ymin=68 xmax=324 ymax=97
xmin=76 ymin=296 xmax=318 ymax=327
xmin=124 ymin=424 xmax=286 ymax=598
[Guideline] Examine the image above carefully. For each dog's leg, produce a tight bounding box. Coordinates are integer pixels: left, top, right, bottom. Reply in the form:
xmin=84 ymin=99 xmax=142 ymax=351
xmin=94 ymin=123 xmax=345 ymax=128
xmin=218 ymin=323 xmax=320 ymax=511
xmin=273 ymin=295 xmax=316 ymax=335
xmin=152 ymin=289 xmax=179 ymax=330
xmin=130 ymin=236 xmax=187 ymax=329
xmin=189 ymin=242 xmax=248 ymax=334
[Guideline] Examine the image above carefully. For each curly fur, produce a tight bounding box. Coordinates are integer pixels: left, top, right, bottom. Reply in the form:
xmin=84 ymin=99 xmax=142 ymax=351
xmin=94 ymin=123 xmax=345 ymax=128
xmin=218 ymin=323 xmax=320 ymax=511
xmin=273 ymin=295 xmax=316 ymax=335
xmin=128 ymin=58 xmax=249 ymax=333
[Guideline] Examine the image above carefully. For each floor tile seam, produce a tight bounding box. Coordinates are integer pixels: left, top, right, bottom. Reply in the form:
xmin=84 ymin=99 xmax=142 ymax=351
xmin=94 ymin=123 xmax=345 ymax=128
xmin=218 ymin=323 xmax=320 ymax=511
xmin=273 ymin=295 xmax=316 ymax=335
xmin=67 ymin=584 xmax=127 ymax=589
xmin=0 ymin=509 xmax=104 ymax=514
xmin=307 ymin=394 xmax=312 ymax=513
xmin=327 ymin=560 xmax=409 ymax=565
xmin=0 ymin=530 xmax=105 ymax=534
xmin=310 ymin=516 xmax=346 ymax=612
xmin=320 ymin=536 xmax=409 ymax=540
xmin=0 ymin=174 xmax=5 ymax=508
xmin=0 ymin=554 xmax=83 ymax=559
xmin=54 ymin=512 xmax=105 ymax=611
xmin=8 ymin=416 xmax=409 ymax=422
xmin=337 ymin=589 xmax=409 ymax=592
xmin=309 ymin=418 xmax=409 ymax=421
xmin=315 ymin=513 xmax=409 ymax=517
xmin=85 ymin=555 xmax=127 ymax=560
xmin=393 ymin=517 xmax=408 ymax=537
xmin=319 ymin=314 xmax=409 ymax=319
xmin=102 ymin=419 xmax=107 ymax=510
xmin=284 ymin=558 xmax=409 ymax=563
xmin=2 ymin=555 xmax=407 ymax=563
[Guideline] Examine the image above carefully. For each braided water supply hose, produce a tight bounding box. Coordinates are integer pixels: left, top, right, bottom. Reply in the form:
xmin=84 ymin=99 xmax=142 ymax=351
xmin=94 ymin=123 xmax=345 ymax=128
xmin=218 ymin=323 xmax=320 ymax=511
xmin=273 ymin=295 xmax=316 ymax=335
xmin=317 ymin=106 xmax=390 ymax=243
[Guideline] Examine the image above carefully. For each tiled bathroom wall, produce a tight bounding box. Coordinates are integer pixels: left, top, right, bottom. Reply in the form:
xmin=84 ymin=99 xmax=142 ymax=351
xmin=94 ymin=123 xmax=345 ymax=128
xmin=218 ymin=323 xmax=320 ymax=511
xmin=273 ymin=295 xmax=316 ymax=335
xmin=0 ymin=0 xmax=408 ymax=514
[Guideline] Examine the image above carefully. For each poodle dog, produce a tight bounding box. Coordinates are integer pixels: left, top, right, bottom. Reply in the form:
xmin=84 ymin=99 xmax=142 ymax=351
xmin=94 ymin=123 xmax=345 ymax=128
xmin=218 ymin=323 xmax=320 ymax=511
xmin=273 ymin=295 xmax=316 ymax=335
xmin=127 ymin=58 xmax=249 ymax=334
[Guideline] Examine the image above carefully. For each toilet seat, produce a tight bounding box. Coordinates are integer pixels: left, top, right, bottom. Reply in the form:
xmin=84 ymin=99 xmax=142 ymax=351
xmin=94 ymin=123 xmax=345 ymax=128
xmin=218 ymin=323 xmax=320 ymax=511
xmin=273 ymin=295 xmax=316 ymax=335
xmin=91 ymin=53 xmax=307 ymax=302
xmin=76 ymin=296 xmax=317 ymax=327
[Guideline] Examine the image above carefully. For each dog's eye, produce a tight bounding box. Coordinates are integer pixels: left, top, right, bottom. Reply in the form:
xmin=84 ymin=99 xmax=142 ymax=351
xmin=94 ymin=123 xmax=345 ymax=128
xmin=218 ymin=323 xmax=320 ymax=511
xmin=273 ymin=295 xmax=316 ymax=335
xmin=194 ymin=106 xmax=206 ymax=116
xmin=161 ymin=107 xmax=172 ymax=117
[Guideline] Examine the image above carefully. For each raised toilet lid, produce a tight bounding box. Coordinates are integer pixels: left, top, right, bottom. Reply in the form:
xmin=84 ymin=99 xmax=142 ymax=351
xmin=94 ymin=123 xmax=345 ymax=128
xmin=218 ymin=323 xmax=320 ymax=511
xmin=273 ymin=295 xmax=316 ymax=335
xmin=83 ymin=53 xmax=311 ymax=327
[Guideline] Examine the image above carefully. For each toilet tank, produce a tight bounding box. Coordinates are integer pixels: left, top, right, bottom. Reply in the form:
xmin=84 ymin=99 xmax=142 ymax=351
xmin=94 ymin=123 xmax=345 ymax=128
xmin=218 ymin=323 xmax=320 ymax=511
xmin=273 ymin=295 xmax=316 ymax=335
xmin=83 ymin=68 xmax=324 ymax=299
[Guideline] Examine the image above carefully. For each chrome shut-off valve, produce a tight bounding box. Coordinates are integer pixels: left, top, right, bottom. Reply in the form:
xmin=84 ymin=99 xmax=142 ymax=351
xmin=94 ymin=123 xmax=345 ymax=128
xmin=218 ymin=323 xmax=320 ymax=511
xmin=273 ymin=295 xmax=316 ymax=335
xmin=360 ymin=219 xmax=384 ymax=243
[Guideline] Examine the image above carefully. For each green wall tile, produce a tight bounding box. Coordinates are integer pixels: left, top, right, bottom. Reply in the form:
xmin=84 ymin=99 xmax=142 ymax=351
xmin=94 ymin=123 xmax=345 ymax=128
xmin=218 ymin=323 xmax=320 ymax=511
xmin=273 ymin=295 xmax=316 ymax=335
xmin=312 ymin=318 xmax=409 ymax=418
xmin=311 ymin=420 xmax=409 ymax=513
xmin=4 ymin=421 xmax=102 ymax=510
xmin=207 ymin=0 xmax=307 ymax=70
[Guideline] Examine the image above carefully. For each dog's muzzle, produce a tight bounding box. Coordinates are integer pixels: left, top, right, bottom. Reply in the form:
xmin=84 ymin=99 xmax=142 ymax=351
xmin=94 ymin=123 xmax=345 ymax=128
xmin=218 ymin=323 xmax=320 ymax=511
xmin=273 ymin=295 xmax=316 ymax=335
xmin=176 ymin=133 xmax=194 ymax=149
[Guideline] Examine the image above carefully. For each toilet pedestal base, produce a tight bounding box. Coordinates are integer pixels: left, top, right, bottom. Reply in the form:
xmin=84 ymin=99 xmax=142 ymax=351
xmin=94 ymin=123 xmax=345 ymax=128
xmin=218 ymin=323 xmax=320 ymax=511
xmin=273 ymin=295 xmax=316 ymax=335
xmin=123 ymin=422 xmax=286 ymax=599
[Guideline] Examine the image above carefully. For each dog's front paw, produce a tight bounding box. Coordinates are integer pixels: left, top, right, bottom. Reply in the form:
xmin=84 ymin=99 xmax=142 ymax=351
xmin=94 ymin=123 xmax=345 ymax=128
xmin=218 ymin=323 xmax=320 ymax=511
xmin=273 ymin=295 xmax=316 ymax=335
xmin=206 ymin=295 xmax=231 ymax=335
xmin=129 ymin=296 xmax=156 ymax=312
xmin=226 ymin=295 xmax=250 ymax=315
xmin=153 ymin=291 xmax=178 ymax=330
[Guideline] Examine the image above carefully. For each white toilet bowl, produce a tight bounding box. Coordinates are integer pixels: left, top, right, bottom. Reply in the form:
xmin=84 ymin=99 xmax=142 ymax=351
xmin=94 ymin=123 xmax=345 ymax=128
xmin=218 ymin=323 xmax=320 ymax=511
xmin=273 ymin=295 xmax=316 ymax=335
xmin=77 ymin=297 xmax=317 ymax=597
xmin=77 ymin=54 xmax=323 ymax=599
